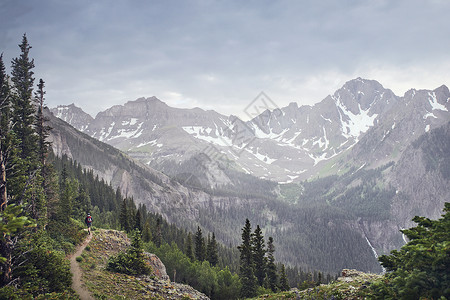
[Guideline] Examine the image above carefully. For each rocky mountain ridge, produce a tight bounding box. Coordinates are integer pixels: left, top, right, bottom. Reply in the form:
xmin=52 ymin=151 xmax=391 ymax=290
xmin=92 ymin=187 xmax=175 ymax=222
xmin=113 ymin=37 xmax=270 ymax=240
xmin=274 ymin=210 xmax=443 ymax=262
xmin=51 ymin=78 xmax=450 ymax=185
xmin=52 ymin=103 xmax=94 ymax=131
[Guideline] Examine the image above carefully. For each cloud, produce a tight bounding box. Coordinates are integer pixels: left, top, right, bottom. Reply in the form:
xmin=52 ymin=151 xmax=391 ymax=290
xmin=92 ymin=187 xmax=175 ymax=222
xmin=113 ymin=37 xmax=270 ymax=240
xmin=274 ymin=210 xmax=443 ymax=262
xmin=1 ymin=0 xmax=449 ymax=117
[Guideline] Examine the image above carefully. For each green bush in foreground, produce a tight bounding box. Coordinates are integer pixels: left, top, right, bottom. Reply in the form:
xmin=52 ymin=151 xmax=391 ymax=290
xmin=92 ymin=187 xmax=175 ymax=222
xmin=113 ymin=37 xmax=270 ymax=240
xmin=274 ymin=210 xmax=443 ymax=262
xmin=370 ymin=202 xmax=450 ymax=300
xmin=107 ymin=230 xmax=151 ymax=276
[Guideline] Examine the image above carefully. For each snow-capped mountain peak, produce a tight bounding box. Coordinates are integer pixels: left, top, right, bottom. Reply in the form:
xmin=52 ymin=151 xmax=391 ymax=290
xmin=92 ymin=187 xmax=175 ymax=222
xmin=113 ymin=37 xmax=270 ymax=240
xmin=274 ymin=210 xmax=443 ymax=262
xmin=51 ymin=78 xmax=450 ymax=183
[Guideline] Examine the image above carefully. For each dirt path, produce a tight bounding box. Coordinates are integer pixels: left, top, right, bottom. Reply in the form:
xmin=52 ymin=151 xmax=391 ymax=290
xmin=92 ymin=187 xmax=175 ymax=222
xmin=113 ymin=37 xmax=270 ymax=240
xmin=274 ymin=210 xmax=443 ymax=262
xmin=69 ymin=232 xmax=95 ymax=300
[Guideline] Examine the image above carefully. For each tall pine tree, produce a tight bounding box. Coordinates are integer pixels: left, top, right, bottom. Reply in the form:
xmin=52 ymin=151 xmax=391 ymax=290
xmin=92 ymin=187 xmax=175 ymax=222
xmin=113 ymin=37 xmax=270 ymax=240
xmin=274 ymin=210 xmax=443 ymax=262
xmin=34 ymin=79 xmax=50 ymax=167
xmin=207 ymin=232 xmax=218 ymax=266
xmin=252 ymin=224 xmax=266 ymax=286
xmin=238 ymin=219 xmax=257 ymax=298
xmin=119 ymin=198 xmax=130 ymax=232
xmin=279 ymin=264 xmax=290 ymax=291
xmin=0 ymin=37 xmax=37 ymax=286
xmin=10 ymin=34 xmax=38 ymax=170
xmin=265 ymin=236 xmax=278 ymax=292
xmin=185 ymin=232 xmax=194 ymax=261
xmin=0 ymin=53 xmax=10 ymax=212
xmin=152 ymin=217 xmax=162 ymax=247
xmin=194 ymin=226 xmax=206 ymax=261
xmin=142 ymin=220 xmax=152 ymax=243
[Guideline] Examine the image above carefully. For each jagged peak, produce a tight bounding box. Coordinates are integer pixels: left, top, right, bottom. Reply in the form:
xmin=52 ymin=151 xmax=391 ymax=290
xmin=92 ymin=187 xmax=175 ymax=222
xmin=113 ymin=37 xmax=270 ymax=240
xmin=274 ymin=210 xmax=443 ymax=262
xmin=127 ymin=96 xmax=168 ymax=107
xmin=433 ymin=84 xmax=449 ymax=94
xmin=287 ymin=102 xmax=298 ymax=109
xmin=340 ymin=77 xmax=385 ymax=93
xmin=55 ymin=103 xmax=81 ymax=109
xmin=51 ymin=103 xmax=92 ymax=117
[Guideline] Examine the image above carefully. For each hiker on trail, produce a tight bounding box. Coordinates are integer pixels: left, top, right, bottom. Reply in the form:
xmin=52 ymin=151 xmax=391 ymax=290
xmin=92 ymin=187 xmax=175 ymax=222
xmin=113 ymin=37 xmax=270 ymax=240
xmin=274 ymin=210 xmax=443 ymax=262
xmin=85 ymin=213 xmax=93 ymax=234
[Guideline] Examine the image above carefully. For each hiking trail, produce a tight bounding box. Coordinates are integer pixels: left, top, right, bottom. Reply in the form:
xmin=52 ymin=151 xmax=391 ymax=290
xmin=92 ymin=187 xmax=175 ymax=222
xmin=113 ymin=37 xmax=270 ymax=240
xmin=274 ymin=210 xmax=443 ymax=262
xmin=69 ymin=231 xmax=94 ymax=300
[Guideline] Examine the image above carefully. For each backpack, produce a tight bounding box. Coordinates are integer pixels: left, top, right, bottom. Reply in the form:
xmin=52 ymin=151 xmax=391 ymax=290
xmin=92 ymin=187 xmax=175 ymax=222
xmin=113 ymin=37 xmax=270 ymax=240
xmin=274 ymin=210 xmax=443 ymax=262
xmin=87 ymin=216 xmax=92 ymax=223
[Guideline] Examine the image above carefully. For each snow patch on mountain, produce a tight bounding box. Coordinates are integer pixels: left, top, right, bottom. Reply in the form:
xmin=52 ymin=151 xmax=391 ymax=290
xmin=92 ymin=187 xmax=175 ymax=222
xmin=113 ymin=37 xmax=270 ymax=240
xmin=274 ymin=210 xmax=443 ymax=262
xmin=136 ymin=139 xmax=163 ymax=148
xmin=333 ymin=94 xmax=378 ymax=138
xmin=428 ymin=92 xmax=448 ymax=111
xmin=182 ymin=126 xmax=234 ymax=147
xmin=424 ymin=112 xmax=437 ymax=119
xmin=98 ymin=122 xmax=115 ymax=141
xmin=54 ymin=106 xmax=70 ymax=120
xmin=110 ymin=122 xmax=144 ymax=139
xmin=122 ymin=118 xmax=139 ymax=126
xmin=251 ymin=124 xmax=289 ymax=140
xmin=247 ymin=147 xmax=277 ymax=164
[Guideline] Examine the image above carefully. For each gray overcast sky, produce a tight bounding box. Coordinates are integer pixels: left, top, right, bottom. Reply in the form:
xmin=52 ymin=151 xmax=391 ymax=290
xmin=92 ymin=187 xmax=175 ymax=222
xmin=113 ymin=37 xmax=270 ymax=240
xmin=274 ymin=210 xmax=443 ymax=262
xmin=1 ymin=0 xmax=449 ymax=119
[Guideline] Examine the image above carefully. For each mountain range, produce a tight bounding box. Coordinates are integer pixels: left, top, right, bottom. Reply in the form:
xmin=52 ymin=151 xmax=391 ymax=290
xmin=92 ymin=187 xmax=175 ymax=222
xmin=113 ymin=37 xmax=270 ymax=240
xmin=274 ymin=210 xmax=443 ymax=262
xmin=49 ymin=77 xmax=450 ymax=273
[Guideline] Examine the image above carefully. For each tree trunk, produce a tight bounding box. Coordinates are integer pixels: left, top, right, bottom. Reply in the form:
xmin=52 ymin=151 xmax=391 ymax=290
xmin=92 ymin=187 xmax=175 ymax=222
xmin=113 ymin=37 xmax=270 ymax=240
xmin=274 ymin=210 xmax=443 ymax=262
xmin=0 ymin=151 xmax=6 ymax=212
xmin=0 ymin=237 xmax=12 ymax=286
xmin=0 ymin=149 xmax=13 ymax=286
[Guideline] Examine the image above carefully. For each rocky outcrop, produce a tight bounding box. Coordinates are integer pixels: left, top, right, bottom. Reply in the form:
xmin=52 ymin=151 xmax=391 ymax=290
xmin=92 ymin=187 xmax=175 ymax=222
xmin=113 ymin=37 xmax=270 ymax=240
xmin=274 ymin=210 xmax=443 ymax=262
xmin=289 ymin=269 xmax=382 ymax=300
xmin=144 ymin=253 xmax=169 ymax=281
xmin=138 ymin=276 xmax=209 ymax=300
xmin=338 ymin=269 xmax=380 ymax=282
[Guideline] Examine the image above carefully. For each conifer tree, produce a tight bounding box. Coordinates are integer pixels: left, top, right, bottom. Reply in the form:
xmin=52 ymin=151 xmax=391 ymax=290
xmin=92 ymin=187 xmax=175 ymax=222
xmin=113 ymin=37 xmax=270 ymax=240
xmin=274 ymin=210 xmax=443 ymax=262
xmin=119 ymin=198 xmax=130 ymax=232
xmin=194 ymin=226 xmax=206 ymax=261
xmin=266 ymin=236 xmax=278 ymax=292
xmin=126 ymin=197 xmax=136 ymax=229
xmin=0 ymin=53 xmax=14 ymax=285
xmin=185 ymin=232 xmax=194 ymax=260
xmin=279 ymin=264 xmax=290 ymax=291
xmin=134 ymin=207 xmax=142 ymax=231
xmin=0 ymin=46 xmax=35 ymax=285
xmin=142 ymin=220 xmax=152 ymax=243
xmin=10 ymin=34 xmax=38 ymax=169
xmin=238 ymin=218 xmax=257 ymax=298
xmin=207 ymin=232 xmax=218 ymax=266
xmin=0 ymin=53 xmax=10 ymax=212
xmin=59 ymin=166 xmax=77 ymax=222
xmin=152 ymin=217 xmax=162 ymax=247
xmin=34 ymin=79 xmax=50 ymax=167
xmin=372 ymin=203 xmax=450 ymax=299
xmin=74 ymin=185 xmax=91 ymax=220
xmin=252 ymin=224 xmax=266 ymax=286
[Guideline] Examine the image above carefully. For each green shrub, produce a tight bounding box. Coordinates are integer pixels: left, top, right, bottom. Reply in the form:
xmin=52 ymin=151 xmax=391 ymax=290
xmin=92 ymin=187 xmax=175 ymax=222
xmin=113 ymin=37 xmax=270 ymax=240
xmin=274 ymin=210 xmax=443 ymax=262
xmin=107 ymin=230 xmax=151 ymax=276
xmin=370 ymin=203 xmax=450 ymax=299
xmin=76 ymin=256 xmax=83 ymax=262
xmin=13 ymin=230 xmax=72 ymax=296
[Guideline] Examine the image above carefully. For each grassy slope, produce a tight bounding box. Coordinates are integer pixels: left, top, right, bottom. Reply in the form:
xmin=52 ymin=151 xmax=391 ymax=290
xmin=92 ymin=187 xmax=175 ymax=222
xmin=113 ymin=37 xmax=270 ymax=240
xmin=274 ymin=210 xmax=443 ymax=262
xmin=77 ymin=229 xmax=208 ymax=300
